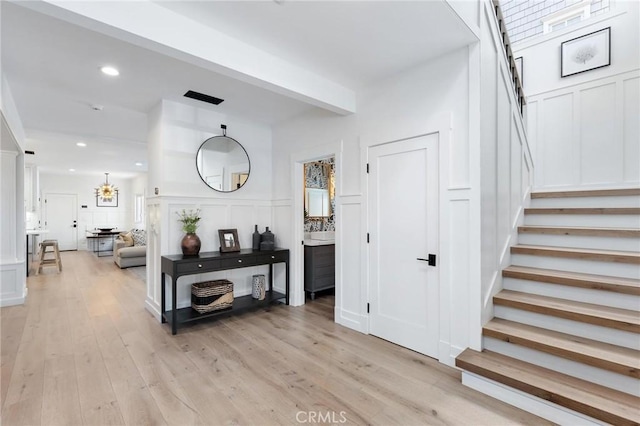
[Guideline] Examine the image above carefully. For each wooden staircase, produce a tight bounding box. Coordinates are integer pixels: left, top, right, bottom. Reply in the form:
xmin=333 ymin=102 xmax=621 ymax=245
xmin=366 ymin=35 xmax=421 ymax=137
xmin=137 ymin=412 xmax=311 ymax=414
xmin=456 ymin=188 xmax=640 ymax=425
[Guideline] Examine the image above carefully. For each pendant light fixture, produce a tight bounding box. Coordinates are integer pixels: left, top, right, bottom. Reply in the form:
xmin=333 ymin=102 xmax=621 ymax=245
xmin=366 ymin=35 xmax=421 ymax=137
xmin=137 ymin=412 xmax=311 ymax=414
xmin=95 ymin=172 xmax=118 ymax=201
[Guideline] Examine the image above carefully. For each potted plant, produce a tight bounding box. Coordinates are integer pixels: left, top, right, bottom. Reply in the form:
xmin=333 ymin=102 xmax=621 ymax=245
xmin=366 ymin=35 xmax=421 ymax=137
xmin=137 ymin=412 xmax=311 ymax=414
xmin=177 ymin=209 xmax=201 ymax=256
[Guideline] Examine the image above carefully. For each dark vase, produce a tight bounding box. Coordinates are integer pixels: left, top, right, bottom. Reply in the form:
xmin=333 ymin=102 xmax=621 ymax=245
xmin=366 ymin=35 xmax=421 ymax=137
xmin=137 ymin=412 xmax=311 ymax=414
xmin=252 ymin=224 xmax=261 ymax=250
xmin=260 ymin=227 xmax=275 ymax=251
xmin=181 ymin=233 xmax=201 ymax=256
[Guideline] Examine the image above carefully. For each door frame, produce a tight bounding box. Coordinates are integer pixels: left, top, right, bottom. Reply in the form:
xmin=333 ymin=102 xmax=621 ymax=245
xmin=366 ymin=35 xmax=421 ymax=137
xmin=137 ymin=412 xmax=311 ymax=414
xmin=362 ymin=112 xmax=452 ymax=363
xmin=290 ymin=140 xmax=343 ymax=315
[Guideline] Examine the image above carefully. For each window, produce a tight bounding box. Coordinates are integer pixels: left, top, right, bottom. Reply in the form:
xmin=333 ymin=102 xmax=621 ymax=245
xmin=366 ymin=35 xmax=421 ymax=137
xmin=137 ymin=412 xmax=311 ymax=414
xmin=134 ymin=194 xmax=144 ymax=224
xmin=542 ymin=0 xmax=591 ymax=34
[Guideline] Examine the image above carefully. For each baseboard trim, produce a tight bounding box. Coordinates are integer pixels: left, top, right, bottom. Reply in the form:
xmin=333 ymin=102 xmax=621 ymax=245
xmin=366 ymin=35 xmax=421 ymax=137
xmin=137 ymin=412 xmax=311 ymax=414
xmin=461 ymin=372 xmax=606 ymax=426
xmin=336 ymin=308 xmax=367 ymax=333
xmin=145 ymin=298 xmax=162 ymax=322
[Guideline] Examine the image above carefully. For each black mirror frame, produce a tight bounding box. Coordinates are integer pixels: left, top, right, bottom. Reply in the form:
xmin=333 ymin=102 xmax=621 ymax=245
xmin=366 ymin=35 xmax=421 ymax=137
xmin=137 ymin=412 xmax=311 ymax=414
xmin=196 ymin=135 xmax=251 ymax=193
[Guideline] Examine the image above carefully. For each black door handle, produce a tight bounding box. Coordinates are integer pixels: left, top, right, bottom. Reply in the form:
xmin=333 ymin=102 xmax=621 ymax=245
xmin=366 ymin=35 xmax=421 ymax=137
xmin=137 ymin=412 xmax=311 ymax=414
xmin=417 ymin=254 xmax=437 ymax=266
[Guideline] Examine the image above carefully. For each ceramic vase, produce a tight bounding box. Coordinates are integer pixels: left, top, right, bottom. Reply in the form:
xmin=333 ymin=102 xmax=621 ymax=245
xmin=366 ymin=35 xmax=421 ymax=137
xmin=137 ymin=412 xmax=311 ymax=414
xmin=181 ymin=233 xmax=201 ymax=256
xmin=252 ymin=224 xmax=261 ymax=250
xmin=260 ymin=227 xmax=275 ymax=251
xmin=252 ymin=274 xmax=266 ymax=300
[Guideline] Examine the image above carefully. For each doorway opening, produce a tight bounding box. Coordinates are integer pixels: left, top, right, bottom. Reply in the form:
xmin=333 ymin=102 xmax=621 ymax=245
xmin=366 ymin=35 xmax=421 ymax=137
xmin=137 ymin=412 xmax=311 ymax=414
xmin=303 ymin=157 xmax=336 ymax=315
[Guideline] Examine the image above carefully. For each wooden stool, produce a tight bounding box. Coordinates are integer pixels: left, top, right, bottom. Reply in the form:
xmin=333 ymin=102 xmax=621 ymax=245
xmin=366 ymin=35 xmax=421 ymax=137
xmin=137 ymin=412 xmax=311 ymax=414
xmin=35 ymin=239 xmax=62 ymax=275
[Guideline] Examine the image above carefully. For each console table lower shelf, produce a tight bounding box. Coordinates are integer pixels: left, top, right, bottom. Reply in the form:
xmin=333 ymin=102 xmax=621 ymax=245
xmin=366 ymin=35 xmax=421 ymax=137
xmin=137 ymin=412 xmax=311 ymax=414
xmin=161 ymin=248 xmax=290 ymax=335
xmin=162 ymin=290 xmax=286 ymax=325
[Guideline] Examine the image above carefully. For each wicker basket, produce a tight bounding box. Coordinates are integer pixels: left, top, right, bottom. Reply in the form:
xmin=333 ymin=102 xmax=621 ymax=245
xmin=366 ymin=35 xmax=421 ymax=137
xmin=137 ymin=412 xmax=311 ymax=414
xmin=191 ymin=279 xmax=234 ymax=314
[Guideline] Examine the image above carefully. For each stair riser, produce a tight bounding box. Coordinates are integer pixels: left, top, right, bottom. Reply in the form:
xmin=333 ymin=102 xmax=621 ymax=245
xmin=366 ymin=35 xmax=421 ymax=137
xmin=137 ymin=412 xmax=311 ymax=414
xmin=494 ymin=306 xmax=640 ymax=350
xmin=511 ymin=254 xmax=640 ymax=280
xmin=503 ymin=278 xmax=640 ymax=311
xmin=530 ymin=196 xmax=640 ymax=208
xmin=517 ymin=233 xmax=640 ymax=252
xmin=483 ymin=337 xmax=639 ymax=397
xmin=524 ymin=214 xmax=640 ymax=228
xmin=461 ymin=372 xmax=607 ymax=426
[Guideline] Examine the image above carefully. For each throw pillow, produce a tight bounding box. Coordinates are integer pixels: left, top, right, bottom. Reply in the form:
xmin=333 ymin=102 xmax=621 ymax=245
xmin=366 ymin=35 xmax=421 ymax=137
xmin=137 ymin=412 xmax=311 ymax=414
xmin=119 ymin=232 xmax=134 ymax=247
xmin=131 ymin=229 xmax=146 ymax=246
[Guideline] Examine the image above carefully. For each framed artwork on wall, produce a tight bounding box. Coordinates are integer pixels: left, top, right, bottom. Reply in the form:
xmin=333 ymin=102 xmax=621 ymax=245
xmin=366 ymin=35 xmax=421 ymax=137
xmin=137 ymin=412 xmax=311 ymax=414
xmin=96 ymin=191 xmax=118 ymax=207
xmin=218 ymin=228 xmax=241 ymax=252
xmin=561 ymin=27 xmax=610 ymax=78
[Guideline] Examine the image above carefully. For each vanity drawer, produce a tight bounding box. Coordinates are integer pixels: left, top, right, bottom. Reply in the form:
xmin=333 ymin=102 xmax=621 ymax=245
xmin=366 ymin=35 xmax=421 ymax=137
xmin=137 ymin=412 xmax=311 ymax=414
xmin=257 ymin=252 xmax=288 ymax=264
xmin=221 ymin=256 xmax=257 ymax=269
xmin=177 ymin=259 xmax=220 ymax=274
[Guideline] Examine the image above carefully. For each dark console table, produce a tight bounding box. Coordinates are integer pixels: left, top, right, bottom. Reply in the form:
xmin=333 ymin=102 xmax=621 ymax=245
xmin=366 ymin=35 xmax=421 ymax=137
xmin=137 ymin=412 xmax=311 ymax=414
xmin=161 ymin=248 xmax=289 ymax=335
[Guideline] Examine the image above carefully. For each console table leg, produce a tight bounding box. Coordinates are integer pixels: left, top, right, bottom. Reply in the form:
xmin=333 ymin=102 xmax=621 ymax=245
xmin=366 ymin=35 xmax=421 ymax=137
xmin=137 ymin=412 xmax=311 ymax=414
xmin=161 ymin=273 xmax=166 ymax=323
xmin=172 ymin=278 xmax=177 ymax=335
xmin=285 ymin=259 xmax=290 ymax=305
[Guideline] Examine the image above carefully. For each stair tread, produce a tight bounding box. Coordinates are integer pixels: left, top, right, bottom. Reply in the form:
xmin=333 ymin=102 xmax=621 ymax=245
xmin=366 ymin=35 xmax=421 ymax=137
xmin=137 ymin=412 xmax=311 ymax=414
xmin=511 ymin=244 xmax=640 ymax=264
xmin=531 ymin=188 xmax=640 ymax=199
xmin=494 ymin=290 xmax=640 ymax=332
xmin=503 ymin=265 xmax=640 ymax=295
xmin=518 ymin=225 xmax=640 ymax=237
xmin=484 ymin=318 xmax=640 ymax=378
xmin=525 ymin=207 xmax=640 ymax=215
xmin=456 ymin=349 xmax=640 ymax=425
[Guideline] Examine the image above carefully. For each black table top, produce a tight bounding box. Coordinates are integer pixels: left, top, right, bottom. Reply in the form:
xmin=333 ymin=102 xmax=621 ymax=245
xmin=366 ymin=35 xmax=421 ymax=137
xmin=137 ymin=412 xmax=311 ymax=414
xmin=162 ymin=247 xmax=288 ymax=262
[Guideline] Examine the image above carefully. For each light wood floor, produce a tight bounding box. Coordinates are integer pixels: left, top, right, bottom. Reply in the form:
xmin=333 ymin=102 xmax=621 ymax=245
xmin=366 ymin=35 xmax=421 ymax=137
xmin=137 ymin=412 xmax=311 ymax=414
xmin=1 ymin=251 xmax=550 ymax=425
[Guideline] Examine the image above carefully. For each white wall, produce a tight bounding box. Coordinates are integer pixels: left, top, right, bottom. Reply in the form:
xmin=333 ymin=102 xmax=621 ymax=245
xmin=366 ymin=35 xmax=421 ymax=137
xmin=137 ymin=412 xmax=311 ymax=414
xmin=39 ymin=173 xmax=138 ymax=250
xmin=478 ymin=0 xmax=534 ymax=326
xmin=145 ymin=100 xmax=275 ymax=319
xmin=1 ymin=74 xmax=27 ymax=307
xmin=272 ymin=47 xmax=480 ymax=365
xmin=515 ymin=1 xmax=639 ymax=189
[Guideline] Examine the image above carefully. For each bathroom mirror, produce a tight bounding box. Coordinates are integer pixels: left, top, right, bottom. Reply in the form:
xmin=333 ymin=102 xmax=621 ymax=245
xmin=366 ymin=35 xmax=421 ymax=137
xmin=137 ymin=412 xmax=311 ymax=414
xmin=304 ymin=162 xmax=332 ymax=218
xmin=196 ymin=135 xmax=250 ymax=192
xmin=305 ymin=188 xmax=331 ymax=217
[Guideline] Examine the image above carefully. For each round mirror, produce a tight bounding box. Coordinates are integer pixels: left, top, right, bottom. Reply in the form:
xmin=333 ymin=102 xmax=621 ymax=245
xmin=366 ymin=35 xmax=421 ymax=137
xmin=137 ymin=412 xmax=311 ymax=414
xmin=196 ymin=135 xmax=250 ymax=192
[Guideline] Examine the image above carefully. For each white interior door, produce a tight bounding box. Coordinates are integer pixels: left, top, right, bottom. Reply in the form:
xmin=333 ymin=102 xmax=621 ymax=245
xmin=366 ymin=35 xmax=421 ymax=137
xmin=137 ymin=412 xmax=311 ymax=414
xmin=44 ymin=193 xmax=78 ymax=251
xmin=368 ymin=134 xmax=439 ymax=357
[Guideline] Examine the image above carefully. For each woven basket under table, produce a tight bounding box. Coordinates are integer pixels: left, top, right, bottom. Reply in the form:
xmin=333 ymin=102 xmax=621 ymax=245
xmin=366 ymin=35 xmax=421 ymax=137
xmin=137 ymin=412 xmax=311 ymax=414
xmin=191 ymin=279 xmax=234 ymax=314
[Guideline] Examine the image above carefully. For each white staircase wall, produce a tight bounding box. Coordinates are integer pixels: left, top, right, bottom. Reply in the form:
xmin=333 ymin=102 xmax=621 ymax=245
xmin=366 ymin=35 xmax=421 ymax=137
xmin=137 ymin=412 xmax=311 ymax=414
xmin=513 ymin=0 xmax=640 ymax=190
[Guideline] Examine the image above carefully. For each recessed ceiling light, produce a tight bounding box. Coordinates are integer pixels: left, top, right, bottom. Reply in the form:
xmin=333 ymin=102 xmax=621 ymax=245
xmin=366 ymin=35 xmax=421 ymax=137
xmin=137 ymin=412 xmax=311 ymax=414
xmin=69 ymin=168 xmax=76 ymax=172
xmin=135 ymin=162 xmax=143 ymax=166
xmin=76 ymin=142 xmax=86 ymax=147
xmin=100 ymin=66 xmax=119 ymax=76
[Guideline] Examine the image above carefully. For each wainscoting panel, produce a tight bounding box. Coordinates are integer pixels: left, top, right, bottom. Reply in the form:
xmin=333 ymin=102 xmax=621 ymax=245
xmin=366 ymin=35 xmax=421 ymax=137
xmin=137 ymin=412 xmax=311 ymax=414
xmin=337 ymin=197 xmax=364 ymax=332
xmin=623 ymin=77 xmax=640 ymax=182
xmin=580 ymin=83 xmax=618 ymax=184
xmin=541 ymin=93 xmax=574 ymax=187
xmin=527 ymin=71 xmax=640 ymax=189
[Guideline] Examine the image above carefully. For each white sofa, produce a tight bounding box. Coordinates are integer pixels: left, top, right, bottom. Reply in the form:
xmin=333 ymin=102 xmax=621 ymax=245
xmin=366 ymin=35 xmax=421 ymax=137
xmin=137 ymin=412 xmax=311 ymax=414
xmin=113 ymin=229 xmax=146 ymax=268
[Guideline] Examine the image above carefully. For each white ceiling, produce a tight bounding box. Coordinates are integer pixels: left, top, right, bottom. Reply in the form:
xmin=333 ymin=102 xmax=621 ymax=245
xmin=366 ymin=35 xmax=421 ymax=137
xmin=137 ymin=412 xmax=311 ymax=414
xmin=1 ymin=1 xmax=475 ymax=178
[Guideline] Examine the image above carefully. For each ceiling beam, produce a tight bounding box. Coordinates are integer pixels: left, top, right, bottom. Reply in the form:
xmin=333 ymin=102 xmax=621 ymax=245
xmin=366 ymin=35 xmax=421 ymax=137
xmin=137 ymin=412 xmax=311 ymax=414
xmin=17 ymin=0 xmax=356 ymax=115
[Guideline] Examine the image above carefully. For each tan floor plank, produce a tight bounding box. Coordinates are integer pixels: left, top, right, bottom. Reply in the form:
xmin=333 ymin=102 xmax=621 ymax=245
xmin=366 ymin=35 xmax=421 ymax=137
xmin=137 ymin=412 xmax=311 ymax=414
xmin=1 ymin=251 xmax=549 ymax=426
xmin=1 ymin=309 xmax=28 ymax=407
xmin=239 ymin=307 xmax=541 ymax=425
xmin=90 ymin=314 xmax=167 ymax=426
xmin=73 ymin=284 xmax=126 ymax=425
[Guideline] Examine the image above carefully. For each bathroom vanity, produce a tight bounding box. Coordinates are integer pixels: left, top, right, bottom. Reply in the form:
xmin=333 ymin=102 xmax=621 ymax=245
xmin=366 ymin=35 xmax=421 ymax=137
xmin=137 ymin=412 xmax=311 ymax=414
xmin=304 ymin=232 xmax=335 ymax=300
